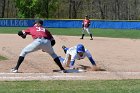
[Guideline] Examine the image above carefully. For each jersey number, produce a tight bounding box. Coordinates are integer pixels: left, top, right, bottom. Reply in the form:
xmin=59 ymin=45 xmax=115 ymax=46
xmin=36 ymin=27 xmax=45 ymax=32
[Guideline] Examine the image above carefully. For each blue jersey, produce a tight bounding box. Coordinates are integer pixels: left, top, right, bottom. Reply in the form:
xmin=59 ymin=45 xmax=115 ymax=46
xmin=66 ymin=46 xmax=92 ymax=61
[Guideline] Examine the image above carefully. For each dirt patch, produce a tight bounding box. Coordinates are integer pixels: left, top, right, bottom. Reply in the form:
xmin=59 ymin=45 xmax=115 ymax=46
xmin=0 ymin=34 xmax=140 ymax=80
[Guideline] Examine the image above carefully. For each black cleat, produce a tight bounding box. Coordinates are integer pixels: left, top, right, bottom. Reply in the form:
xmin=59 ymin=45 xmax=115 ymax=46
xmin=62 ymin=45 xmax=67 ymax=54
xmin=62 ymin=45 xmax=66 ymax=50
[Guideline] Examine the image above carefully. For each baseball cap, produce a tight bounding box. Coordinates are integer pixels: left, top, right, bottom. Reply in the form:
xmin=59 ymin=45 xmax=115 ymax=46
xmin=35 ymin=19 xmax=43 ymax=25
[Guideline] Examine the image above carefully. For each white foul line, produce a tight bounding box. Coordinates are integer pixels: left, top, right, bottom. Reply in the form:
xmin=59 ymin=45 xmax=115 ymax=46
xmin=0 ymin=72 xmax=140 ymax=80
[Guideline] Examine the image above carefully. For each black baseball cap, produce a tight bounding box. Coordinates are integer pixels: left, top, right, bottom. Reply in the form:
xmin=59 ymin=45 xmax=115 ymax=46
xmin=35 ymin=19 xmax=43 ymax=25
xmin=85 ymin=15 xmax=88 ymax=17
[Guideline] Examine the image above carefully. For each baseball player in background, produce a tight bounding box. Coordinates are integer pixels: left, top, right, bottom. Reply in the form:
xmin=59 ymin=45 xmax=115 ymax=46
xmin=80 ymin=15 xmax=93 ymax=40
xmin=60 ymin=44 xmax=103 ymax=71
xmin=11 ymin=20 xmax=65 ymax=73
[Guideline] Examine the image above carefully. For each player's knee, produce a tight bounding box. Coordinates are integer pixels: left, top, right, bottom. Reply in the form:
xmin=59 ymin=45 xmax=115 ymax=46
xmin=50 ymin=53 xmax=58 ymax=59
xmin=20 ymin=52 xmax=27 ymax=57
xmin=20 ymin=50 xmax=30 ymax=57
xmin=87 ymin=32 xmax=91 ymax=34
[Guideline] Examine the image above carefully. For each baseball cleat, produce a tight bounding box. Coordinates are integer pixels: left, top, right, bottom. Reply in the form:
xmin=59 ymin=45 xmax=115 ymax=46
xmin=90 ymin=38 xmax=93 ymax=40
xmin=62 ymin=45 xmax=67 ymax=53
xmin=10 ymin=68 xmax=18 ymax=73
xmin=62 ymin=45 xmax=66 ymax=50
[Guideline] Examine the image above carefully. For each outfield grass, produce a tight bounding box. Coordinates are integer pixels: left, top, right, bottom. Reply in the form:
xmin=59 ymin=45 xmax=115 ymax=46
xmin=49 ymin=28 xmax=140 ymax=39
xmin=0 ymin=80 xmax=140 ymax=93
xmin=0 ymin=27 xmax=140 ymax=39
xmin=0 ymin=55 xmax=8 ymax=61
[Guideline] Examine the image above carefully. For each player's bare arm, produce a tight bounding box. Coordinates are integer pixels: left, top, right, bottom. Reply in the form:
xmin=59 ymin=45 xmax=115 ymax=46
xmin=66 ymin=54 xmax=71 ymax=67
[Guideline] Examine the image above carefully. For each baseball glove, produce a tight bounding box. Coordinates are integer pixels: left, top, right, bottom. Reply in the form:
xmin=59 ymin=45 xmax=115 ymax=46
xmin=18 ymin=31 xmax=26 ymax=39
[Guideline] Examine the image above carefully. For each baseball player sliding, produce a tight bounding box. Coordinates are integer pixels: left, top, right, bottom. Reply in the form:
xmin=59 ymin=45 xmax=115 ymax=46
xmin=80 ymin=15 xmax=93 ymax=40
xmin=60 ymin=44 xmax=103 ymax=71
xmin=11 ymin=20 xmax=65 ymax=73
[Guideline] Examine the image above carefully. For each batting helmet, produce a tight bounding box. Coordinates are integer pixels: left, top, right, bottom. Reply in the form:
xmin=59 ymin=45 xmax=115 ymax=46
xmin=76 ymin=44 xmax=85 ymax=53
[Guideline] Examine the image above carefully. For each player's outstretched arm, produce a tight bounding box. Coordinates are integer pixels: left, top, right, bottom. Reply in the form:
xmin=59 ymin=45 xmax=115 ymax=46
xmin=87 ymin=57 xmax=106 ymax=71
xmin=88 ymin=57 xmax=96 ymax=65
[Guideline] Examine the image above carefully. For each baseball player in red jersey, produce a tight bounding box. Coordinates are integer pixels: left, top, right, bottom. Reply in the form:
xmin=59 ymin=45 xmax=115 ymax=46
xmin=11 ymin=20 xmax=65 ymax=73
xmin=80 ymin=15 xmax=93 ymax=40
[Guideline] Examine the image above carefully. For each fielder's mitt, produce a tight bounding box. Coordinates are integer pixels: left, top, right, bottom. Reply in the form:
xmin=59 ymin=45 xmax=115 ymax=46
xmin=18 ymin=31 xmax=26 ymax=39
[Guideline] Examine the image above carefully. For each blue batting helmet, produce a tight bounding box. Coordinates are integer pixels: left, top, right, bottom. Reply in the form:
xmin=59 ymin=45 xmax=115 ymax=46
xmin=76 ymin=44 xmax=85 ymax=53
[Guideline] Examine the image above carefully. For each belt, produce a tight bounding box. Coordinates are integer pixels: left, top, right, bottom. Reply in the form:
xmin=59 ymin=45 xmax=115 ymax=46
xmin=35 ymin=37 xmax=48 ymax=39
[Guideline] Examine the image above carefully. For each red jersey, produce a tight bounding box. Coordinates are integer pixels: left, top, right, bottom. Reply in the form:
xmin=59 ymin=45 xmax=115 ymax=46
xmin=82 ymin=19 xmax=90 ymax=28
xmin=22 ymin=26 xmax=53 ymax=40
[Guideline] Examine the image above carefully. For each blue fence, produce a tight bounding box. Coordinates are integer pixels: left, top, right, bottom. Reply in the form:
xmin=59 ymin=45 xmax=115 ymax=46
xmin=0 ymin=19 xmax=140 ymax=29
xmin=0 ymin=19 xmax=35 ymax=27
xmin=93 ymin=20 xmax=140 ymax=29
xmin=44 ymin=20 xmax=82 ymax=28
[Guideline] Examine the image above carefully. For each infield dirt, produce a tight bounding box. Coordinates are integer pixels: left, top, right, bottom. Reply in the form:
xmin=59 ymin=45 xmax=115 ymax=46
xmin=0 ymin=34 xmax=140 ymax=80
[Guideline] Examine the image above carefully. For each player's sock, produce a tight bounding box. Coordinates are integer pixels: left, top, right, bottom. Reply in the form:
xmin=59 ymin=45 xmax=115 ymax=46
xmin=80 ymin=34 xmax=85 ymax=39
xmin=90 ymin=34 xmax=93 ymax=39
xmin=54 ymin=57 xmax=65 ymax=70
xmin=15 ymin=56 xmax=24 ymax=70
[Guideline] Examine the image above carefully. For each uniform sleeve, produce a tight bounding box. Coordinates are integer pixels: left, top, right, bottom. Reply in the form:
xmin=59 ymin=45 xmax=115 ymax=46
xmin=82 ymin=20 xmax=84 ymax=24
xmin=88 ymin=57 xmax=96 ymax=65
xmin=88 ymin=20 xmax=90 ymax=27
xmin=85 ymin=49 xmax=92 ymax=58
xmin=22 ymin=28 xmax=30 ymax=35
xmin=89 ymin=20 xmax=91 ymax=24
xmin=82 ymin=20 xmax=84 ymax=27
xmin=45 ymin=29 xmax=54 ymax=40
xmin=85 ymin=49 xmax=96 ymax=65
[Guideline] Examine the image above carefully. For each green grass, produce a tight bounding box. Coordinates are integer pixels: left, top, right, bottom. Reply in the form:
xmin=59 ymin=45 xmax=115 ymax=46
xmin=0 ymin=27 xmax=26 ymax=34
xmin=0 ymin=55 xmax=8 ymax=61
xmin=48 ymin=28 xmax=140 ymax=39
xmin=0 ymin=27 xmax=140 ymax=39
xmin=0 ymin=80 xmax=140 ymax=93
